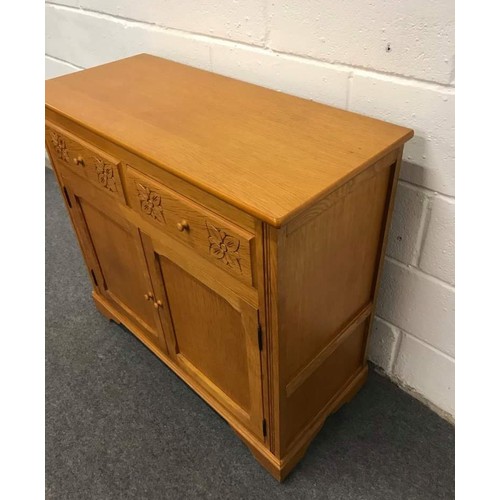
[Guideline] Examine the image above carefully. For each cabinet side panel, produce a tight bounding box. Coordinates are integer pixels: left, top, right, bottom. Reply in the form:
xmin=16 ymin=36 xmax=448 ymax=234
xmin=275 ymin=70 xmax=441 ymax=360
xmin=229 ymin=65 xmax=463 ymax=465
xmin=279 ymin=151 xmax=398 ymax=450
xmin=282 ymin=155 xmax=395 ymax=382
xmin=285 ymin=319 xmax=367 ymax=445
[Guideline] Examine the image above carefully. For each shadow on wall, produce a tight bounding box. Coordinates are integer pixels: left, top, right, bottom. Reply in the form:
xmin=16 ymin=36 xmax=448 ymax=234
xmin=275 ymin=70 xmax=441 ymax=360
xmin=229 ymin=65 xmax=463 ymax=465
xmin=400 ymin=134 xmax=428 ymax=187
xmin=398 ymin=132 xmax=453 ymax=196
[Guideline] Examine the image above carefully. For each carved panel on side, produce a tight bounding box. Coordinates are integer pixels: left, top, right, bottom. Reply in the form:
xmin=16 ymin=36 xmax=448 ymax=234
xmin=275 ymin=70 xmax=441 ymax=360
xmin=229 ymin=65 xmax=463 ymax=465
xmin=48 ymin=129 xmax=70 ymax=163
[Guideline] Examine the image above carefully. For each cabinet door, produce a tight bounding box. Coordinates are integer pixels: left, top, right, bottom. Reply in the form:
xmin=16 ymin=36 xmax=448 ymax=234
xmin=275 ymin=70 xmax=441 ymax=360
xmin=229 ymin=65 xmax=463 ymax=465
xmin=144 ymin=237 xmax=265 ymax=439
xmin=65 ymin=183 xmax=168 ymax=353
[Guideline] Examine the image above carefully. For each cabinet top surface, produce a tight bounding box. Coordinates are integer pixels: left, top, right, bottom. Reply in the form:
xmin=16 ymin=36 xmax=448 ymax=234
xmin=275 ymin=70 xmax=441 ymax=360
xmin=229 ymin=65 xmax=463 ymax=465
xmin=45 ymin=54 xmax=413 ymax=226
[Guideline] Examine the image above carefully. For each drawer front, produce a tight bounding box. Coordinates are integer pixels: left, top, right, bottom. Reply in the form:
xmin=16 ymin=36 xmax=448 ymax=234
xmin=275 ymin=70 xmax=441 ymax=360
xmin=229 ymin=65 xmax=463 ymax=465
xmin=125 ymin=166 xmax=255 ymax=287
xmin=46 ymin=125 xmax=125 ymax=203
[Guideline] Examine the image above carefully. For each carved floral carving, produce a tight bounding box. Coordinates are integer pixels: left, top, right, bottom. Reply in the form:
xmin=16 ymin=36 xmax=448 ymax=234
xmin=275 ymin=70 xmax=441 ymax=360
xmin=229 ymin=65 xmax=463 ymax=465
xmin=95 ymin=158 xmax=117 ymax=192
xmin=49 ymin=130 xmax=69 ymax=163
xmin=206 ymin=222 xmax=242 ymax=272
xmin=137 ymin=183 xmax=165 ymax=223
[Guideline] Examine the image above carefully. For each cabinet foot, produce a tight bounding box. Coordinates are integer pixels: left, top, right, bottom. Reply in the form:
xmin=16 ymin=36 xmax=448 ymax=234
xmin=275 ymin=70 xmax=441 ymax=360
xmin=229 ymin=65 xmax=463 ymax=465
xmin=227 ymin=423 xmax=284 ymax=481
xmin=284 ymin=365 xmax=368 ymax=479
xmin=92 ymin=291 xmax=121 ymax=325
xmin=234 ymin=365 xmax=368 ymax=482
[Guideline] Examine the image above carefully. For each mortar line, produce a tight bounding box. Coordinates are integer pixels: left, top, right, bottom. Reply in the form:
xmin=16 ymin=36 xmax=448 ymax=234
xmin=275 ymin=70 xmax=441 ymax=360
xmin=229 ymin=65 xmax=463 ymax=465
xmin=385 ymin=256 xmax=455 ymax=290
xmin=398 ymin=179 xmax=455 ymax=201
xmin=263 ymin=0 xmax=271 ymax=48
xmin=45 ymin=53 xmax=85 ymax=70
xmin=397 ymin=328 xmax=455 ymax=362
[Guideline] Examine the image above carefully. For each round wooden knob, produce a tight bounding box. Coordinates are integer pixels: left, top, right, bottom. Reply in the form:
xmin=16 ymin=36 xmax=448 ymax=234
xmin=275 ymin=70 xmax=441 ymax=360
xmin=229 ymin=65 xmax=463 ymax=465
xmin=144 ymin=293 xmax=149 ymax=300
xmin=73 ymin=156 xmax=84 ymax=166
xmin=144 ymin=292 xmax=154 ymax=301
xmin=176 ymin=220 xmax=189 ymax=232
xmin=154 ymin=300 xmax=163 ymax=309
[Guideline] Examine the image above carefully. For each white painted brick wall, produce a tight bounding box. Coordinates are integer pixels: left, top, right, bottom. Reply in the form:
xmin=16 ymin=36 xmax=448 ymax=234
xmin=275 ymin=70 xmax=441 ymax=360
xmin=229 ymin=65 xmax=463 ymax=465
xmin=349 ymin=73 xmax=455 ymax=196
xmin=61 ymin=0 xmax=268 ymax=45
xmin=394 ymin=334 xmax=454 ymax=416
xmin=377 ymin=259 xmax=455 ymax=357
xmin=46 ymin=5 xmax=211 ymax=71
xmin=386 ymin=182 xmax=429 ymax=265
xmin=368 ymin=318 xmax=400 ymax=374
xmin=45 ymin=0 xmax=455 ymax=418
xmin=45 ymin=55 xmax=79 ymax=79
xmin=419 ymin=196 xmax=455 ymax=285
xmin=268 ymin=0 xmax=454 ymax=85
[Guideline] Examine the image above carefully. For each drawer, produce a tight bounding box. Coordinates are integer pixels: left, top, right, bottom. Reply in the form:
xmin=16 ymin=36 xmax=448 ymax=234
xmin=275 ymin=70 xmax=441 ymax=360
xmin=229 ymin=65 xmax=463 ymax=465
xmin=45 ymin=125 xmax=126 ymax=203
xmin=125 ymin=166 xmax=255 ymax=287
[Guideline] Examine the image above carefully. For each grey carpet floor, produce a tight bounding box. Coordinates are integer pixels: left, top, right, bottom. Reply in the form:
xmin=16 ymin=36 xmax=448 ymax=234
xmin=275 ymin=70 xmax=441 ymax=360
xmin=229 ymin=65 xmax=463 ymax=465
xmin=46 ymin=168 xmax=454 ymax=499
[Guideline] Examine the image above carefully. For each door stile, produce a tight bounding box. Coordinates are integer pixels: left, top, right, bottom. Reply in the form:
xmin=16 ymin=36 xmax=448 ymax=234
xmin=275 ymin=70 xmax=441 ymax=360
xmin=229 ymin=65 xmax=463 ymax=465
xmin=139 ymin=232 xmax=179 ymax=358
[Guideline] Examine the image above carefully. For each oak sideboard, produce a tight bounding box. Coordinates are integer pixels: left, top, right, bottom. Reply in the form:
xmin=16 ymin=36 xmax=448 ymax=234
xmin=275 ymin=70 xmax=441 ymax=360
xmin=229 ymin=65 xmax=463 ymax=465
xmin=45 ymin=54 xmax=413 ymax=481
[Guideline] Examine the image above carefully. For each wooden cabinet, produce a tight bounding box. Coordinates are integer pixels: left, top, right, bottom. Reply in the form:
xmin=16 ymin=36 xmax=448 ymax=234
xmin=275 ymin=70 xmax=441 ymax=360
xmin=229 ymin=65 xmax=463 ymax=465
xmin=46 ymin=54 xmax=413 ymax=481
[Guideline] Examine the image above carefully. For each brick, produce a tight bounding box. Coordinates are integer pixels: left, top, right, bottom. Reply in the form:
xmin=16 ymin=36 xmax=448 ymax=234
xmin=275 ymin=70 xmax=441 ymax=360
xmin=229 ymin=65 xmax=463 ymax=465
xmin=377 ymin=259 xmax=454 ymax=357
xmin=45 ymin=4 xmax=211 ymax=71
xmin=367 ymin=317 xmax=400 ymax=373
xmin=269 ymin=0 xmax=454 ymax=85
xmin=419 ymin=196 xmax=455 ymax=285
xmin=394 ymin=334 xmax=455 ymax=416
xmin=386 ymin=183 xmax=429 ymax=265
xmin=350 ymin=72 xmax=455 ymax=195
xmin=210 ymin=42 xmax=349 ymax=108
xmin=74 ymin=0 xmax=267 ymax=46
xmin=45 ymin=56 xmax=79 ymax=79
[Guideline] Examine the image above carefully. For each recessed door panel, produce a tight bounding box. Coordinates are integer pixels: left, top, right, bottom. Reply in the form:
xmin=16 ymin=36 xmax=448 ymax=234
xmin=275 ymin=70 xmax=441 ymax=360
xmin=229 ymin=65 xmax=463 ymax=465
xmin=153 ymin=251 xmax=264 ymax=439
